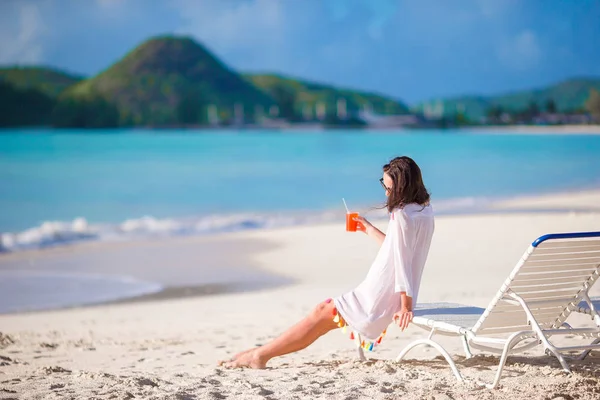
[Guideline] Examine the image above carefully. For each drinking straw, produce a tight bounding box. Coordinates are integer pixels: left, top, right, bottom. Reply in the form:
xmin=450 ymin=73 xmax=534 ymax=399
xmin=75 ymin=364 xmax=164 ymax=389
xmin=342 ymin=198 xmax=350 ymax=214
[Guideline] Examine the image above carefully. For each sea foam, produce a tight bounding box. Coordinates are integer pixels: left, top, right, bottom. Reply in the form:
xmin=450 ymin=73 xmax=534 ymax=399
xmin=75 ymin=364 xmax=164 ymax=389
xmin=0 ymin=197 xmax=488 ymax=253
xmin=0 ymin=211 xmax=338 ymax=252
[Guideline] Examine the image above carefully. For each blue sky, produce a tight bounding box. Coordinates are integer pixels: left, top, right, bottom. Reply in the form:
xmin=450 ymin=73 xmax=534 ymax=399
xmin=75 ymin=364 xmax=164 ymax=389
xmin=1 ymin=0 xmax=599 ymax=103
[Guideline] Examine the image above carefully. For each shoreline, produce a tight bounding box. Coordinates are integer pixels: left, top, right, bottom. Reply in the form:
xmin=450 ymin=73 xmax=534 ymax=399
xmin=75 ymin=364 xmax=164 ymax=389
xmin=0 ymin=280 xmax=295 ymax=316
xmin=0 ymin=233 xmax=293 ymax=315
xmin=3 ymin=123 xmax=600 ymax=134
xmin=4 ymin=184 xmax=600 ymax=254
xmin=1 ymin=187 xmax=600 ymax=315
xmin=459 ymin=124 xmax=600 ymax=134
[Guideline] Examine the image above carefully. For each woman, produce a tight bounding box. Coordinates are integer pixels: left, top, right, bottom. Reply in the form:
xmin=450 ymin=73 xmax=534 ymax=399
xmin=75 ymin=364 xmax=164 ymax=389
xmin=221 ymin=156 xmax=434 ymax=369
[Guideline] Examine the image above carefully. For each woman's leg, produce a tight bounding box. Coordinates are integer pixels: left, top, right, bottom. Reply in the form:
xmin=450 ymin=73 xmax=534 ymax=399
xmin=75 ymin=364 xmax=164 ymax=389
xmin=221 ymin=298 xmax=339 ymax=369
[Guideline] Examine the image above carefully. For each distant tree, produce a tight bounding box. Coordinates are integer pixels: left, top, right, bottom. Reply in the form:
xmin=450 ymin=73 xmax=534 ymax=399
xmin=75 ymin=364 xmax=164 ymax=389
xmin=527 ymin=101 xmax=540 ymax=117
xmin=585 ymin=89 xmax=600 ymax=122
xmin=270 ymin=86 xmax=297 ymax=121
xmin=117 ymin=111 xmax=136 ymax=127
xmin=545 ymin=99 xmax=557 ymax=114
xmin=218 ymin=108 xmax=233 ymax=125
xmin=177 ymin=89 xmax=206 ymax=125
xmin=323 ymin=112 xmax=366 ymax=128
xmin=454 ymin=111 xmax=469 ymax=126
xmin=486 ymin=105 xmax=504 ymax=122
xmin=0 ymin=81 xmax=55 ymax=126
xmin=512 ymin=101 xmax=540 ymax=123
xmin=51 ymin=95 xmax=119 ymax=128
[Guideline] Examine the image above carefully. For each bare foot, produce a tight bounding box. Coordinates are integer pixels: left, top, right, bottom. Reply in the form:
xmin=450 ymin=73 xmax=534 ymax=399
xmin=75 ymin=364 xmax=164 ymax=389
xmin=223 ymin=349 xmax=267 ymax=369
xmin=217 ymin=348 xmax=255 ymax=366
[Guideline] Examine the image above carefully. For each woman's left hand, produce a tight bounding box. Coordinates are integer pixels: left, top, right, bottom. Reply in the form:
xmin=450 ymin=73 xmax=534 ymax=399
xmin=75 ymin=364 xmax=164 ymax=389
xmin=352 ymin=215 xmax=372 ymax=234
xmin=393 ymin=308 xmax=413 ymax=331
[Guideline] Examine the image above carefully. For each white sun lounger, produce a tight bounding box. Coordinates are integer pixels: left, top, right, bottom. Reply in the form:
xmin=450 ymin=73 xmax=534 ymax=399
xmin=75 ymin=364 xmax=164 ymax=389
xmin=391 ymin=231 xmax=600 ymax=389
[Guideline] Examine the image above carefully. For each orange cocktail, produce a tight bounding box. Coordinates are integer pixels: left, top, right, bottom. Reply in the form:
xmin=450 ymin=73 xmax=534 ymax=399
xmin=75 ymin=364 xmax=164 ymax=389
xmin=346 ymin=212 xmax=359 ymax=232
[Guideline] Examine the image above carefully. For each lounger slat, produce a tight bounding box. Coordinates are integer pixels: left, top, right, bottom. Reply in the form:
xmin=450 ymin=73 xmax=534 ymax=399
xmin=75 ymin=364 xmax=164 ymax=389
xmin=513 ymin=264 xmax=600 ymax=280
xmin=516 ymin=291 xmax=581 ymax=301
xmin=533 ymin=310 xmax=571 ymax=319
xmin=511 ymin=277 xmax=588 ymax=288
xmin=482 ymin=300 xmax=573 ymax=321
xmin=536 ymin=239 xmax=600 ymax=250
xmin=488 ymin=305 xmax=568 ymax=317
xmin=531 ymin=311 xmax=569 ymax=320
xmin=520 ymin=263 xmax=599 ymax=273
xmin=499 ymin=297 xmax=579 ymax=308
xmin=523 ymin=259 xmax=600 ymax=267
xmin=475 ymin=304 xmax=566 ymax=330
xmin=525 ymin=253 xmax=600 ymax=264
xmin=492 ymin=320 xmax=555 ymax=329
xmin=511 ymin=281 xmax=585 ymax=291
xmin=491 ymin=304 xmax=564 ymax=315
xmin=481 ymin=311 xmax=564 ymax=328
xmin=523 ymin=257 xmax=600 ymax=266
xmin=493 ymin=303 xmax=565 ymax=313
xmin=519 ymin=268 xmax=598 ymax=277
xmin=484 ymin=309 xmax=566 ymax=321
xmin=480 ymin=313 xmax=530 ymax=328
xmin=525 ymin=253 xmax=600 ymax=262
xmin=477 ymin=325 xmax=535 ymax=335
xmin=513 ymin=286 xmax=586 ymax=295
xmin=512 ymin=270 xmax=594 ymax=282
xmin=531 ymin=246 xmax=600 ymax=256
xmin=491 ymin=303 xmax=527 ymax=311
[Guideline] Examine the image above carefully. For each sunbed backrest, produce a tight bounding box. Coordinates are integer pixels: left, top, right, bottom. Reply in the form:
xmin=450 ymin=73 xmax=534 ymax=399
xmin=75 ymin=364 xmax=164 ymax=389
xmin=472 ymin=232 xmax=600 ymax=336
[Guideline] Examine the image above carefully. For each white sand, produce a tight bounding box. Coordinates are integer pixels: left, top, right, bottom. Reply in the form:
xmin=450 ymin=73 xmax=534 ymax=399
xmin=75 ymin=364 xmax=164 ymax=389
xmin=2 ymin=190 xmax=600 ymax=399
xmin=464 ymin=124 xmax=600 ymax=134
xmin=491 ymin=189 xmax=600 ymax=212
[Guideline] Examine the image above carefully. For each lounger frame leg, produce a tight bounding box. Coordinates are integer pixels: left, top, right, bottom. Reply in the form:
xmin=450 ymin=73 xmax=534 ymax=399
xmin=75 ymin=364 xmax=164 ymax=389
xmin=544 ymin=344 xmax=572 ymax=372
xmin=396 ymin=335 xmax=464 ymax=382
xmin=461 ymin=335 xmax=473 ymax=359
xmin=576 ymin=338 xmax=600 ymax=360
xmin=581 ymin=292 xmax=600 ymax=327
xmin=487 ymin=331 xmax=533 ymax=389
xmin=508 ymin=292 xmax=572 ymax=373
xmin=570 ymin=291 xmax=600 ymax=360
xmin=555 ymin=320 xmax=599 ymax=361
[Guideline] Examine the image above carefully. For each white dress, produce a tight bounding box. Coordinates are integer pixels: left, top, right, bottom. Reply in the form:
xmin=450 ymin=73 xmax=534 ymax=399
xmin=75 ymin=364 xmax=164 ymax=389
xmin=334 ymin=203 xmax=435 ymax=340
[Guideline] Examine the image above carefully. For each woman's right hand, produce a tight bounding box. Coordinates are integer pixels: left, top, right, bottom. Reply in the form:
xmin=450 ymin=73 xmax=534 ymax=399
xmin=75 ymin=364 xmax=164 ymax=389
xmin=393 ymin=307 xmax=414 ymax=331
xmin=353 ymin=215 xmax=373 ymax=235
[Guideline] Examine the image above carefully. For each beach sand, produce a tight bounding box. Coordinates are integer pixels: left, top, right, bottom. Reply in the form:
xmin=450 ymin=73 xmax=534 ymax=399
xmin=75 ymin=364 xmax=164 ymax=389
xmin=1 ymin=191 xmax=600 ymax=399
xmin=463 ymin=124 xmax=600 ymax=134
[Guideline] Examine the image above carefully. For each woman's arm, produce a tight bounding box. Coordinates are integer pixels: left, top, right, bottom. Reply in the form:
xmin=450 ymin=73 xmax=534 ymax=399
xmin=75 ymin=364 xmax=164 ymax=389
xmin=400 ymin=292 xmax=413 ymax=311
xmin=391 ymin=212 xmax=417 ymax=331
xmin=393 ymin=292 xmax=413 ymax=331
xmin=353 ymin=216 xmax=386 ymax=245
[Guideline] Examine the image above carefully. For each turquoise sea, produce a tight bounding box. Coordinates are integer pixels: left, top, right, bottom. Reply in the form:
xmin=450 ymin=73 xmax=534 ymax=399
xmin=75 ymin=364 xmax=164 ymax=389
xmin=2 ymin=128 xmax=600 ymax=252
xmin=1 ymin=128 xmax=600 ymax=313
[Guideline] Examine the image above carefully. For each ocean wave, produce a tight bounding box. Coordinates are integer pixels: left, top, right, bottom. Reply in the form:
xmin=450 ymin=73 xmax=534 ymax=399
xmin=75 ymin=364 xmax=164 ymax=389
xmin=0 ymin=197 xmax=488 ymax=253
xmin=1 ymin=218 xmax=99 ymax=252
xmin=0 ymin=211 xmax=338 ymax=253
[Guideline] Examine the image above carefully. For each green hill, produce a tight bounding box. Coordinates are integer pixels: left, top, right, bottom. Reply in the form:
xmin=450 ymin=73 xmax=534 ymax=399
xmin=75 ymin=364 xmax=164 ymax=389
xmin=0 ymin=67 xmax=79 ymax=127
xmin=0 ymin=67 xmax=83 ymax=98
xmin=0 ymin=81 xmax=55 ymax=126
xmin=61 ymin=36 xmax=275 ymax=126
xmin=492 ymin=78 xmax=600 ymax=113
xmin=414 ymin=78 xmax=600 ymax=121
xmin=245 ymin=74 xmax=410 ymax=118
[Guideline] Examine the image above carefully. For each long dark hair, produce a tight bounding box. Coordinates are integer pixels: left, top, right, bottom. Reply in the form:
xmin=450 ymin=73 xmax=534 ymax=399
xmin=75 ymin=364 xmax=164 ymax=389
xmin=383 ymin=156 xmax=430 ymax=212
